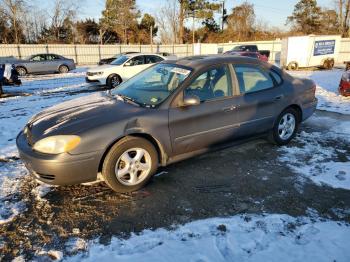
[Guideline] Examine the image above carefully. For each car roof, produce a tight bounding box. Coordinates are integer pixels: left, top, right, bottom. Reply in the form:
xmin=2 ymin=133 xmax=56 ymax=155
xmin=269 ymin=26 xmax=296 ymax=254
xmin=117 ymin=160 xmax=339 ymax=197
xmin=163 ymin=55 xmax=268 ymax=71
xmin=125 ymin=53 xmax=164 ymax=58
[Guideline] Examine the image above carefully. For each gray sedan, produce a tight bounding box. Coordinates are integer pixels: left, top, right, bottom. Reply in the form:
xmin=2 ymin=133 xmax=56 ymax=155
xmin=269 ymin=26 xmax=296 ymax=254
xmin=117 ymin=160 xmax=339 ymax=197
xmin=16 ymin=56 xmax=317 ymax=193
xmin=14 ymin=54 xmax=76 ymax=76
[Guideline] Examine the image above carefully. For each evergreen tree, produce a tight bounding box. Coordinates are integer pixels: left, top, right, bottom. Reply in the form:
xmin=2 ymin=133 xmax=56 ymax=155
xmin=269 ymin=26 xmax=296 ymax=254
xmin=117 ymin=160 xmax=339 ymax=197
xmin=287 ymin=0 xmax=322 ymax=34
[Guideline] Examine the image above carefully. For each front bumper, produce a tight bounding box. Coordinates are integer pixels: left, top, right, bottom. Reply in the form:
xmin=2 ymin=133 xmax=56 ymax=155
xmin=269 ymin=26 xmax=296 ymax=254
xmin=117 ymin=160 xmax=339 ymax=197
xmin=85 ymin=75 xmax=106 ymax=85
xmin=16 ymin=131 xmax=102 ymax=186
xmin=302 ymin=98 xmax=318 ymax=121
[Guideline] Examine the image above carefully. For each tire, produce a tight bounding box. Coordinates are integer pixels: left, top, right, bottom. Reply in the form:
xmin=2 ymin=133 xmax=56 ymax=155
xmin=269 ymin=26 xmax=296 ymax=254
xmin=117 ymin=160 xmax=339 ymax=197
xmin=268 ymin=107 xmax=300 ymax=146
xmin=16 ymin=67 xmax=27 ymax=76
xmin=102 ymin=136 xmax=158 ymax=193
xmin=106 ymin=74 xmax=122 ymax=89
xmin=58 ymin=65 xmax=69 ymax=74
xmin=287 ymin=62 xmax=298 ymax=71
xmin=328 ymin=59 xmax=334 ymax=69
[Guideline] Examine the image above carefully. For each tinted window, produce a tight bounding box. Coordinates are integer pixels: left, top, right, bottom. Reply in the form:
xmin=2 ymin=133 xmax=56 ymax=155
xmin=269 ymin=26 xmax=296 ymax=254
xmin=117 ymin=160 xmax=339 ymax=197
xmin=128 ymin=56 xmax=145 ymax=66
xmin=46 ymin=54 xmax=60 ymax=60
xmin=145 ymin=55 xmax=164 ymax=64
xmin=30 ymin=55 xmax=46 ymax=61
xmin=185 ymin=66 xmax=232 ymax=102
xmin=234 ymin=65 xmax=274 ymax=94
xmin=270 ymin=70 xmax=282 ymax=85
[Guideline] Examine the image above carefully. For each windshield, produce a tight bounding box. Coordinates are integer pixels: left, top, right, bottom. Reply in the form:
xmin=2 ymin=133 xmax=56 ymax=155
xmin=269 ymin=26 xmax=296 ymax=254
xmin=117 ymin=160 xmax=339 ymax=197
xmin=111 ymin=63 xmax=192 ymax=107
xmin=111 ymin=55 xmax=130 ymax=65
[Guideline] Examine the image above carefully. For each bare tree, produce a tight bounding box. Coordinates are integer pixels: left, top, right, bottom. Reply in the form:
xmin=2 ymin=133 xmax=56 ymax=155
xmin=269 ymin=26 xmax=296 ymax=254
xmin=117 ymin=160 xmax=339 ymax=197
xmin=226 ymin=2 xmax=255 ymax=41
xmin=0 ymin=0 xmax=26 ymax=43
xmin=22 ymin=8 xmax=47 ymax=43
xmin=49 ymin=0 xmax=79 ymax=42
xmin=156 ymin=0 xmax=180 ymax=44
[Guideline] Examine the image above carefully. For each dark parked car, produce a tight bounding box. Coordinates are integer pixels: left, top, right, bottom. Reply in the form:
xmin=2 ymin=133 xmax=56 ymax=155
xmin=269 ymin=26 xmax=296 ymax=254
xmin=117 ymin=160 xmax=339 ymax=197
xmin=231 ymin=45 xmax=270 ymax=59
xmin=17 ymin=56 xmax=317 ymax=193
xmin=14 ymin=54 xmax=76 ymax=76
xmin=98 ymin=52 xmax=140 ymax=65
xmin=225 ymin=51 xmax=268 ymax=62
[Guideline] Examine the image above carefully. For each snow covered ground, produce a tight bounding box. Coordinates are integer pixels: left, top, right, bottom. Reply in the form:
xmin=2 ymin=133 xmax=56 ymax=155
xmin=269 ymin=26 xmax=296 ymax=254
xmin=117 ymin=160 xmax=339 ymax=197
xmin=1 ymin=68 xmax=350 ymax=261
xmin=290 ymin=69 xmax=350 ymax=114
xmin=0 ymin=69 xmax=94 ymax=224
xmin=67 ymin=214 xmax=350 ymax=262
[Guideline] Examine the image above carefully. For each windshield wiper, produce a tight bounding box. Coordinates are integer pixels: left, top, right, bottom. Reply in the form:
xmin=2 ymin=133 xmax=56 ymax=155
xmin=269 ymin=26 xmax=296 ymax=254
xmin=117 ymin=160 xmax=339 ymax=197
xmin=115 ymin=94 xmax=141 ymax=107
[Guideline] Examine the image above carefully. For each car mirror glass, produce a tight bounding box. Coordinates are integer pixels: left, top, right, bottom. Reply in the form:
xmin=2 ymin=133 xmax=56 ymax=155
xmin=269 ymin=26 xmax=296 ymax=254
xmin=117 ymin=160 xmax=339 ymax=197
xmin=124 ymin=61 xmax=133 ymax=66
xmin=182 ymin=95 xmax=200 ymax=107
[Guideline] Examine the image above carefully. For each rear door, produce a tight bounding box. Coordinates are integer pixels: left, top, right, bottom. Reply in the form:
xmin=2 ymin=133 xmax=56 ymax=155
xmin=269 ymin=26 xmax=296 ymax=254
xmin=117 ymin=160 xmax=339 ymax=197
xmin=231 ymin=63 xmax=285 ymax=137
xmin=169 ymin=65 xmax=241 ymax=155
xmin=45 ymin=54 xmax=62 ymax=72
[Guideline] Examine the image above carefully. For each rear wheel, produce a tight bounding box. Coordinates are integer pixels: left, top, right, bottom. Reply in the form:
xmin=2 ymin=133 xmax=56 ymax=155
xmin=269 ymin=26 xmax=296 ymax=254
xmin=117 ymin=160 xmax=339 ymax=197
xmin=102 ymin=136 xmax=158 ymax=193
xmin=58 ymin=65 xmax=69 ymax=74
xmin=287 ymin=62 xmax=298 ymax=71
xmin=16 ymin=67 xmax=27 ymax=76
xmin=268 ymin=108 xmax=299 ymax=145
xmin=106 ymin=74 xmax=122 ymax=89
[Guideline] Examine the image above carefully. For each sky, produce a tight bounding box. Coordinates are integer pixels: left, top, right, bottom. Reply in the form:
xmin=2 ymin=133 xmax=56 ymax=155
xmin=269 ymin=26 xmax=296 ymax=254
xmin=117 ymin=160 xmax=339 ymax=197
xmin=36 ymin=0 xmax=335 ymax=30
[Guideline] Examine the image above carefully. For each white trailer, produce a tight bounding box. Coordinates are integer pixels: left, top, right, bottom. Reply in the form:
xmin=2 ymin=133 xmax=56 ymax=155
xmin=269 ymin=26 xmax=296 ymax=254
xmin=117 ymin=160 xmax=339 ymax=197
xmin=281 ymin=35 xmax=341 ymax=70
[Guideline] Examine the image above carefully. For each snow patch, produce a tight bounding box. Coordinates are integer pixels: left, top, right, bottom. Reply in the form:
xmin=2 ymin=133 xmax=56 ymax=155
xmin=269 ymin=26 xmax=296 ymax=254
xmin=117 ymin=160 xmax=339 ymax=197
xmin=290 ymin=69 xmax=350 ymax=115
xmin=67 ymin=214 xmax=350 ymax=262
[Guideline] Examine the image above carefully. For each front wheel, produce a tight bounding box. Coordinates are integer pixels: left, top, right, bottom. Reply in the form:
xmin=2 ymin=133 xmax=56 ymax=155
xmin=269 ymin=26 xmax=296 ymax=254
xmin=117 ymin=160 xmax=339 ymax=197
xmin=102 ymin=136 xmax=158 ymax=193
xmin=106 ymin=74 xmax=122 ymax=89
xmin=268 ymin=108 xmax=299 ymax=145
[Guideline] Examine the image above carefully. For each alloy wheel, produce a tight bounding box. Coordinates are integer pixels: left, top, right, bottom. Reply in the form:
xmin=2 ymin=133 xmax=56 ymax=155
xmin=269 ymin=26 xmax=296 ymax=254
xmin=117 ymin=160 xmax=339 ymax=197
xmin=278 ymin=113 xmax=296 ymax=140
xmin=115 ymin=148 xmax=152 ymax=186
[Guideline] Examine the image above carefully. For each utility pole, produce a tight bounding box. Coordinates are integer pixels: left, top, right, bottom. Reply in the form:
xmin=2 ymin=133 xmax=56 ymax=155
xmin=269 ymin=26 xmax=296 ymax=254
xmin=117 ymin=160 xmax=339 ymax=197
xmin=150 ymin=25 xmax=153 ymax=53
xmin=221 ymin=0 xmax=225 ymax=31
xmin=192 ymin=11 xmax=195 ymax=44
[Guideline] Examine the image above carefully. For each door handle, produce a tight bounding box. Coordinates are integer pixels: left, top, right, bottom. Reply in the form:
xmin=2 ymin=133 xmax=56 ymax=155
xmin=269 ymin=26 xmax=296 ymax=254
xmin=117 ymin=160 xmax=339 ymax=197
xmin=223 ymin=105 xmax=237 ymax=112
xmin=274 ymin=95 xmax=284 ymax=101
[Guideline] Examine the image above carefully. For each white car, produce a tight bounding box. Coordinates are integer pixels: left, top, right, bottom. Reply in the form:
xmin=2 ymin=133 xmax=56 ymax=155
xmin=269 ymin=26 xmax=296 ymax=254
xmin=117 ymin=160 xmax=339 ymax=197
xmin=86 ymin=53 xmax=168 ymax=89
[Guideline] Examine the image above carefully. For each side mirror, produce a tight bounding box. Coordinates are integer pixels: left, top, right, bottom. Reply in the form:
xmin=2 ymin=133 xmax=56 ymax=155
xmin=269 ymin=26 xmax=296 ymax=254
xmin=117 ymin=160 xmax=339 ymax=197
xmin=182 ymin=95 xmax=200 ymax=107
xmin=124 ymin=61 xmax=132 ymax=66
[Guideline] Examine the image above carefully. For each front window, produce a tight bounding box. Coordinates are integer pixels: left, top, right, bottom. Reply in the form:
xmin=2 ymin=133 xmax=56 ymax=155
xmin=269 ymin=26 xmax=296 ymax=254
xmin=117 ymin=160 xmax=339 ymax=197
xmin=111 ymin=63 xmax=192 ymax=107
xmin=185 ymin=66 xmax=233 ymax=102
xmin=111 ymin=55 xmax=130 ymax=65
xmin=29 ymin=55 xmax=46 ymax=61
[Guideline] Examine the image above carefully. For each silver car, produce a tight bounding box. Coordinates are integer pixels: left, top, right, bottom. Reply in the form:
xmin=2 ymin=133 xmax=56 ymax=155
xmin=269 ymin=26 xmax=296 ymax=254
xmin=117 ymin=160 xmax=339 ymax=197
xmin=14 ymin=54 xmax=76 ymax=76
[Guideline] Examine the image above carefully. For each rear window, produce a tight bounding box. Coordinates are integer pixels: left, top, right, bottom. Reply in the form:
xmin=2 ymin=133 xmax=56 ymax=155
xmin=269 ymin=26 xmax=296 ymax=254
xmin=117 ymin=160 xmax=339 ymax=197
xmin=270 ymin=70 xmax=282 ymax=85
xmin=233 ymin=64 xmax=274 ymax=94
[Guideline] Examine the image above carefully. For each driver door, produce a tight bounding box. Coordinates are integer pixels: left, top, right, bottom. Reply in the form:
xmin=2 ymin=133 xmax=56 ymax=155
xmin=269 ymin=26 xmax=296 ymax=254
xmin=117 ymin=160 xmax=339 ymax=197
xmin=28 ymin=54 xmax=47 ymax=73
xmin=169 ymin=65 xmax=241 ymax=155
xmin=122 ymin=55 xmax=148 ymax=80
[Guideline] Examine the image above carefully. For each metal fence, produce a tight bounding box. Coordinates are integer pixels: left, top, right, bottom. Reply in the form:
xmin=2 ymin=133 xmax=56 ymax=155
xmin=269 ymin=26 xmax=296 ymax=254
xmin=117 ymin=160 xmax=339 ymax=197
xmin=0 ymin=38 xmax=349 ymax=65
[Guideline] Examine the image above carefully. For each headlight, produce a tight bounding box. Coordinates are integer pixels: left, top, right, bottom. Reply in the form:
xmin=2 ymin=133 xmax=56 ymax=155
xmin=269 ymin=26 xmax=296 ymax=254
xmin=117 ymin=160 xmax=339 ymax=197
xmin=33 ymin=135 xmax=81 ymax=154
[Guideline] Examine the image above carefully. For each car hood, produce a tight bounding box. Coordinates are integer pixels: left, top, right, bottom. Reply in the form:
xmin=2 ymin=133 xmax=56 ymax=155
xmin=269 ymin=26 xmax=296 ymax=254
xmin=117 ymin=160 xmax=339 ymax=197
xmin=27 ymin=92 xmax=143 ymax=143
xmin=88 ymin=64 xmax=119 ymax=72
